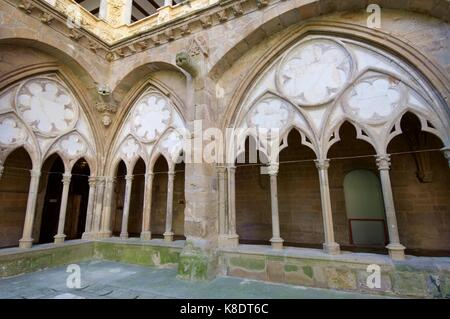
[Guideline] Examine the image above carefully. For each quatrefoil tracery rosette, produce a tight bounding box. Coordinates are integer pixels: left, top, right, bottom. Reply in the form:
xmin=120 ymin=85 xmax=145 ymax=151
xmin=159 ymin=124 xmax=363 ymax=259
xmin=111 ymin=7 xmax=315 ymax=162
xmin=0 ymin=116 xmax=27 ymax=147
xmin=131 ymin=93 xmax=173 ymax=143
xmin=15 ymin=78 xmax=78 ymax=137
xmin=342 ymin=75 xmax=406 ymax=125
xmin=59 ymin=134 xmax=87 ymax=160
xmin=247 ymin=97 xmax=291 ymax=131
xmin=276 ymin=39 xmax=354 ymax=107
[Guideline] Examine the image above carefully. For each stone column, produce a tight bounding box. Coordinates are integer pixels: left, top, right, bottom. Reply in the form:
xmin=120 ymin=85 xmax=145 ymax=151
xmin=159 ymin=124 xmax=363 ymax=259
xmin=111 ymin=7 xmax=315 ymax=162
xmin=226 ymin=166 xmax=239 ymax=247
xmin=0 ymin=163 xmax=4 ymax=179
xmin=82 ymin=176 xmax=97 ymax=239
xmin=376 ymin=154 xmax=405 ymax=260
xmin=120 ymin=174 xmax=133 ymax=239
xmin=315 ymin=159 xmax=340 ymax=255
xmin=54 ymin=173 xmax=72 ymax=244
xmin=92 ymin=177 xmax=105 ymax=235
xmin=217 ymin=166 xmax=228 ymax=245
xmin=99 ymin=177 xmax=115 ymax=238
xmin=141 ymin=172 xmax=154 ymax=240
xmin=268 ymin=164 xmax=284 ymax=249
xmin=164 ymin=0 xmax=172 ymax=6
xmin=19 ymin=169 xmax=41 ymax=248
xmin=164 ymin=170 xmax=175 ymax=241
xmin=442 ymin=147 xmax=450 ymax=168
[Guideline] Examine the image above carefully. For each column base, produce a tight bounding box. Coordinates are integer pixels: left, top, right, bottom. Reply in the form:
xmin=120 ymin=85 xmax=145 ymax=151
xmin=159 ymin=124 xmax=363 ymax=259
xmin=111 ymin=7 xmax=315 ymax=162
xmin=81 ymin=232 xmax=92 ymax=240
xmin=218 ymin=234 xmax=239 ymax=248
xmin=164 ymin=232 xmax=174 ymax=242
xmin=140 ymin=231 xmax=152 ymax=240
xmin=97 ymin=231 xmax=112 ymax=239
xmin=270 ymin=237 xmax=284 ymax=250
xmin=54 ymin=234 xmax=66 ymax=244
xmin=323 ymin=242 xmax=340 ymax=255
xmin=120 ymin=232 xmax=129 ymax=239
xmin=19 ymin=238 xmax=33 ymax=249
xmin=387 ymin=243 xmax=406 ymax=260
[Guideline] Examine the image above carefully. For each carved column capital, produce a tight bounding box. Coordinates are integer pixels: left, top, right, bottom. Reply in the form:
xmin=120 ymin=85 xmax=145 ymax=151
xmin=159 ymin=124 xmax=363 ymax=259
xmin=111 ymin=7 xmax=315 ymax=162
xmin=88 ymin=176 xmax=97 ymax=187
xmin=30 ymin=169 xmax=41 ymax=179
xmin=315 ymin=159 xmax=330 ymax=170
xmin=145 ymin=172 xmax=154 ymax=179
xmin=267 ymin=163 xmax=279 ymax=176
xmin=376 ymin=154 xmax=391 ymax=171
xmin=217 ymin=165 xmax=227 ymax=175
xmin=441 ymin=147 xmax=450 ymax=168
xmin=62 ymin=173 xmax=72 ymax=185
xmin=125 ymin=174 xmax=134 ymax=182
xmin=168 ymin=171 xmax=176 ymax=179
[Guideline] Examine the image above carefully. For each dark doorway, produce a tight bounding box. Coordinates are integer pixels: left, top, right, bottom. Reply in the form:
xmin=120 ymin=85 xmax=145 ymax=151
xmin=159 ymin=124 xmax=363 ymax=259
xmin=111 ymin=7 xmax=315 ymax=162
xmin=39 ymin=155 xmax=64 ymax=244
xmin=65 ymin=158 xmax=90 ymax=240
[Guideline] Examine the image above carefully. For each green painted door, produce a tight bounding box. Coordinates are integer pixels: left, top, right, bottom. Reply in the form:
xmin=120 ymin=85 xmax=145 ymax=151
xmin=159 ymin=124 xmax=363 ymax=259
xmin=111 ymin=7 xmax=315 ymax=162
xmin=343 ymin=169 xmax=386 ymax=246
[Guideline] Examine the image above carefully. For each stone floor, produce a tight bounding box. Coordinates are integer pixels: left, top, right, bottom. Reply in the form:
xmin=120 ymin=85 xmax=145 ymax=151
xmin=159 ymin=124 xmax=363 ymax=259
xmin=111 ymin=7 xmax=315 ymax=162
xmin=0 ymin=260 xmax=392 ymax=299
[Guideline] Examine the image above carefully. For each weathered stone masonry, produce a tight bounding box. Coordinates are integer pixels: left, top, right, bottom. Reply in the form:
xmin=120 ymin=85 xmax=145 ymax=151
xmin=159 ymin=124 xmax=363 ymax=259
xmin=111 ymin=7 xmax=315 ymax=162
xmin=0 ymin=0 xmax=449 ymax=297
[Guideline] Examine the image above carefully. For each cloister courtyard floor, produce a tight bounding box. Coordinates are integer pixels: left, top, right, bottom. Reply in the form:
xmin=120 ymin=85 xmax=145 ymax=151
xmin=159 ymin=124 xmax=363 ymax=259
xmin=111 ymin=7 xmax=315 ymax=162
xmin=0 ymin=260 xmax=390 ymax=299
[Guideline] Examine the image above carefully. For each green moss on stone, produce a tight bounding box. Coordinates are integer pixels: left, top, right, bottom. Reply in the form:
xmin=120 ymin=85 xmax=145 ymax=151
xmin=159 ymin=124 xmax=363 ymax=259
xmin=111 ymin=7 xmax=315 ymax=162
xmin=229 ymin=256 xmax=265 ymax=271
xmin=284 ymin=264 xmax=298 ymax=272
xmin=303 ymin=266 xmax=313 ymax=279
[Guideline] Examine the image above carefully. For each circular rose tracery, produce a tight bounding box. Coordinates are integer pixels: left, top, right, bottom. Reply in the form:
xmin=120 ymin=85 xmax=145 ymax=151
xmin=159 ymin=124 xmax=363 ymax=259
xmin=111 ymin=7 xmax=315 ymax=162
xmin=16 ymin=78 xmax=78 ymax=137
xmin=131 ymin=93 xmax=172 ymax=143
xmin=277 ymin=39 xmax=353 ymax=106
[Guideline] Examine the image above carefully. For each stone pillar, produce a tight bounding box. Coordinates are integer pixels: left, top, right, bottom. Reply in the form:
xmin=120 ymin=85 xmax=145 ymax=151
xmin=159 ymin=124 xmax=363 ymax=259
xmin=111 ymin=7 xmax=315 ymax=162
xmin=141 ymin=172 xmax=154 ymax=240
xmin=175 ymin=38 xmax=219 ymax=280
xmin=376 ymin=154 xmax=406 ymax=260
xmin=226 ymin=166 xmax=239 ymax=247
xmin=54 ymin=173 xmax=72 ymax=244
xmin=267 ymin=164 xmax=284 ymax=249
xmin=120 ymin=174 xmax=133 ymax=239
xmin=217 ymin=166 xmax=228 ymax=245
xmin=0 ymin=163 xmax=4 ymax=179
xmin=315 ymin=159 xmax=340 ymax=255
xmin=442 ymin=147 xmax=450 ymax=168
xmin=163 ymin=0 xmax=172 ymax=6
xmin=164 ymin=170 xmax=175 ymax=241
xmin=99 ymin=177 xmax=115 ymax=238
xmin=82 ymin=176 xmax=97 ymax=239
xmin=92 ymin=177 xmax=105 ymax=235
xmin=99 ymin=0 xmax=133 ymax=26
xmin=19 ymin=169 xmax=41 ymax=248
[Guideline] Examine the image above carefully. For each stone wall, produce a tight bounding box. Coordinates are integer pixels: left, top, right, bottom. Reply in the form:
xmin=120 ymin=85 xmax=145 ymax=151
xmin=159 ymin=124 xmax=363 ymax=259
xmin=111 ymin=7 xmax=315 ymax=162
xmin=219 ymin=247 xmax=450 ymax=298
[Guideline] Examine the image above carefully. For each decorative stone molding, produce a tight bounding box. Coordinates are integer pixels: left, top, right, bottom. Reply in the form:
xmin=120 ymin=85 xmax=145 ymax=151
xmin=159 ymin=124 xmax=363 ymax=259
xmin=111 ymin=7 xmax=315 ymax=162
xmin=376 ymin=154 xmax=391 ymax=171
xmin=441 ymin=147 xmax=450 ymax=168
xmin=314 ymin=159 xmax=330 ymax=171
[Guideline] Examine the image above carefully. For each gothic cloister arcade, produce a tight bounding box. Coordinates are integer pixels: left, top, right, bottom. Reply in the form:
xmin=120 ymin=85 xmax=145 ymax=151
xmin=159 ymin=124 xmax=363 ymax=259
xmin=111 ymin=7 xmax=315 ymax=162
xmin=0 ymin=0 xmax=449 ymax=297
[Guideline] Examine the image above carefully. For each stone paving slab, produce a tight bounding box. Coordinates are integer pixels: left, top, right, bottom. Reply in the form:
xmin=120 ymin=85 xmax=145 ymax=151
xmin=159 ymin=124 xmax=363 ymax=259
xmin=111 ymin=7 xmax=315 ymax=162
xmin=0 ymin=260 xmax=392 ymax=299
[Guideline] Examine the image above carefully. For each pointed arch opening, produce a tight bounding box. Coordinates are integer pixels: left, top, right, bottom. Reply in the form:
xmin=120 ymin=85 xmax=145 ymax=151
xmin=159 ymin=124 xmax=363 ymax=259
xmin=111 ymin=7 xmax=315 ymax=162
xmin=150 ymin=155 xmax=169 ymax=238
xmin=278 ymin=129 xmax=323 ymax=248
xmin=65 ymin=158 xmax=90 ymax=241
xmin=37 ymin=154 xmax=65 ymax=244
xmin=327 ymin=122 xmax=385 ymax=254
xmin=236 ymin=136 xmax=272 ymax=245
xmin=387 ymin=112 xmax=450 ymax=256
xmin=0 ymin=147 xmax=32 ymax=248
xmin=173 ymin=160 xmax=186 ymax=240
xmin=129 ymin=158 xmax=145 ymax=237
xmin=112 ymin=160 xmax=127 ymax=237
